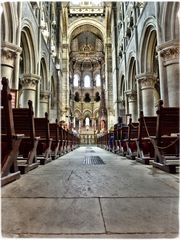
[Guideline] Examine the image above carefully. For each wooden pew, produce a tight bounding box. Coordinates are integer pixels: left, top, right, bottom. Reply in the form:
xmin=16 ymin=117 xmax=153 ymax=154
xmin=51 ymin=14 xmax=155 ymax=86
xmin=12 ymin=100 xmax=40 ymax=174
xmin=125 ymin=118 xmax=139 ymax=159
xmin=1 ymin=77 xmax=23 ymax=185
xmin=64 ymin=129 xmax=69 ymax=153
xmin=118 ymin=126 xmax=129 ymax=156
xmin=113 ymin=124 xmax=118 ymax=153
xmin=58 ymin=125 xmax=64 ymax=155
xmin=34 ymin=112 xmax=52 ymax=164
xmin=108 ymin=132 xmax=114 ymax=152
xmin=151 ymin=100 xmax=179 ymax=173
xmin=136 ymin=111 xmax=157 ymax=164
xmin=49 ymin=119 xmax=60 ymax=159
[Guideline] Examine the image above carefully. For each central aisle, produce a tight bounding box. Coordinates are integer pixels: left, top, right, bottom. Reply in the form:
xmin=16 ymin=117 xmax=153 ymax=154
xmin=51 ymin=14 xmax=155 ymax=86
xmin=2 ymin=146 xmax=179 ymax=238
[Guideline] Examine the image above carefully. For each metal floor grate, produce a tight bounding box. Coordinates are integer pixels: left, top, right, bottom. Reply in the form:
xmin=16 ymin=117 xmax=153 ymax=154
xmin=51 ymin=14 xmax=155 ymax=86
xmin=83 ymin=156 xmax=105 ymax=165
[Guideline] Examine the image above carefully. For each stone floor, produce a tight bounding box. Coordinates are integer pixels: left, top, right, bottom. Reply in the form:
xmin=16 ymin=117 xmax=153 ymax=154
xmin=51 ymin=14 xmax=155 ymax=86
xmin=1 ymin=146 xmax=179 ymax=238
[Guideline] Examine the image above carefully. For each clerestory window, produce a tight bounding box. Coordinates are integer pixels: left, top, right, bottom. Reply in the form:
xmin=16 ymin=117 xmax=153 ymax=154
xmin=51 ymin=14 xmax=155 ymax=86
xmin=73 ymin=74 xmax=79 ymax=87
xmin=84 ymin=75 xmax=91 ymax=88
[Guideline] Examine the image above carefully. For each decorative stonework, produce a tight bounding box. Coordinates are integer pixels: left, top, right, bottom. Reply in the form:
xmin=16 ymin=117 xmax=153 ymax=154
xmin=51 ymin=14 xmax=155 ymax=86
xmin=137 ymin=73 xmax=157 ymax=90
xmin=125 ymin=90 xmax=137 ymax=102
xmin=40 ymin=91 xmax=50 ymax=101
xmin=1 ymin=49 xmax=17 ymax=60
xmin=20 ymin=74 xmax=40 ymax=90
xmin=1 ymin=42 xmax=22 ymax=67
xmin=157 ymin=40 xmax=180 ymax=65
xmin=139 ymin=78 xmax=156 ymax=89
xmin=160 ymin=47 xmax=179 ymax=61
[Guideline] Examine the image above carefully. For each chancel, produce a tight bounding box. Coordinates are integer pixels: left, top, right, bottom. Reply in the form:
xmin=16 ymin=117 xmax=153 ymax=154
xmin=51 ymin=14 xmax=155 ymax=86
xmin=1 ymin=1 xmax=179 ymax=238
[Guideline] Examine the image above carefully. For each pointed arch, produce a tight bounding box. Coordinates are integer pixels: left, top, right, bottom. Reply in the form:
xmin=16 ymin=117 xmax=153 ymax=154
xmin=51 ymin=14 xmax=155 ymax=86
xmin=20 ymin=26 xmax=36 ymax=73
xmin=127 ymin=54 xmax=137 ymax=90
xmin=40 ymin=58 xmax=48 ymax=91
xmin=1 ymin=2 xmax=18 ymax=43
xmin=139 ymin=17 xmax=157 ymax=73
xmin=161 ymin=2 xmax=180 ymax=41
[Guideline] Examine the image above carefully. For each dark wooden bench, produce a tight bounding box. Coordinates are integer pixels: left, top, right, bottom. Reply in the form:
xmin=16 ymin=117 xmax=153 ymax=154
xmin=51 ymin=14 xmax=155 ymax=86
xmin=66 ymin=130 xmax=71 ymax=152
xmin=1 ymin=77 xmax=23 ymax=185
xmin=118 ymin=126 xmax=129 ymax=156
xmin=113 ymin=124 xmax=118 ymax=153
xmin=13 ymin=100 xmax=40 ymax=174
xmin=151 ymin=100 xmax=179 ymax=173
xmin=136 ymin=111 xmax=157 ymax=164
xmin=63 ymin=128 xmax=69 ymax=153
xmin=49 ymin=119 xmax=60 ymax=159
xmin=34 ymin=112 xmax=52 ymax=164
xmin=58 ymin=125 xmax=64 ymax=155
xmin=125 ymin=118 xmax=139 ymax=159
xmin=108 ymin=132 xmax=114 ymax=152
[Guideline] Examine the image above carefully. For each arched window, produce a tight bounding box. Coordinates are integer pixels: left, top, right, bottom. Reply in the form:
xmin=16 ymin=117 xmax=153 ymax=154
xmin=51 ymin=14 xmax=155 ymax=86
xmin=73 ymin=74 xmax=79 ymax=87
xmin=85 ymin=117 xmax=90 ymax=126
xmin=84 ymin=75 xmax=91 ymax=88
xmin=95 ymin=74 xmax=101 ymax=87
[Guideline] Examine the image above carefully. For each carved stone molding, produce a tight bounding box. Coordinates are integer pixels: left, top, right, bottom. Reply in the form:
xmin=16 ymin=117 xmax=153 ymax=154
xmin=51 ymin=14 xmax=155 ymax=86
xmin=1 ymin=42 xmax=22 ymax=67
xmin=157 ymin=41 xmax=179 ymax=64
xmin=20 ymin=74 xmax=40 ymax=90
xmin=40 ymin=91 xmax=50 ymax=101
xmin=137 ymin=73 xmax=157 ymax=89
xmin=160 ymin=47 xmax=179 ymax=61
xmin=125 ymin=90 xmax=137 ymax=102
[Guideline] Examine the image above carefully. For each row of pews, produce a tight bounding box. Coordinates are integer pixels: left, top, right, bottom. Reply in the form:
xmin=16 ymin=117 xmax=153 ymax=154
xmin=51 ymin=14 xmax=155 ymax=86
xmin=97 ymin=100 xmax=179 ymax=174
xmin=1 ymin=77 xmax=80 ymax=186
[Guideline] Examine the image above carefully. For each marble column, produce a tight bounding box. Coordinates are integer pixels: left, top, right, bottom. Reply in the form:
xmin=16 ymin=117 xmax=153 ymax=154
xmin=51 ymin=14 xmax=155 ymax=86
xmin=1 ymin=42 xmax=21 ymax=85
xmin=19 ymin=74 xmax=40 ymax=109
xmin=126 ymin=90 xmax=138 ymax=122
xmin=39 ymin=91 xmax=50 ymax=117
xmin=137 ymin=73 xmax=157 ymax=116
xmin=157 ymin=41 xmax=179 ymax=107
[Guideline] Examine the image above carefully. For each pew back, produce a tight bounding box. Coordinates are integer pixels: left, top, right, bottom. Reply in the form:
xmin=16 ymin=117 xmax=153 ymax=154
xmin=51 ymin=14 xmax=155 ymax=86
xmin=156 ymin=100 xmax=179 ymax=138
xmin=34 ymin=113 xmax=50 ymax=140
xmin=13 ymin=100 xmax=35 ymax=139
xmin=138 ymin=111 xmax=157 ymax=139
xmin=128 ymin=119 xmax=139 ymax=140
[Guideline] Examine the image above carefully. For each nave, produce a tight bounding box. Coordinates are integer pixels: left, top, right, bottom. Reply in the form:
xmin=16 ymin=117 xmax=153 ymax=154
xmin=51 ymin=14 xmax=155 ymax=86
xmin=2 ymin=145 xmax=179 ymax=238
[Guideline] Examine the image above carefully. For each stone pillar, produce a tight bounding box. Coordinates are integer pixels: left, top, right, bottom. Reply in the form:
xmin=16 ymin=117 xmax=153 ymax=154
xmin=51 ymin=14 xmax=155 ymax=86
xmin=137 ymin=73 xmax=156 ymax=116
xmin=39 ymin=91 xmax=50 ymax=117
xmin=118 ymin=98 xmax=126 ymax=123
xmin=157 ymin=41 xmax=179 ymax=107
xmin=19 ymin=74 xmax=40 ymax=109
xmin=126 ymin=90 xmax=138 ymax=122
xmin=1 ymin=42 xmax=22 ymax=85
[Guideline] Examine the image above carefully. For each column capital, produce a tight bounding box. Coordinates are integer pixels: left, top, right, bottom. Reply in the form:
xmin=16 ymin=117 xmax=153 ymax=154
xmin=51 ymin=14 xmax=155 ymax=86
xmin=157 ymin=40 xmax=179 ymax=65
xmin=1 ymin=42 xmax=22 ymax=67
xmin=20 ymin=74 xmax=40 ymax=90
xmin=40 ymin=91 xmax=50 ymax=102
xmin=125 ymin=90 xmax=137 ymax=102
xmin=136 ymin=73 xmax=157 ymax=89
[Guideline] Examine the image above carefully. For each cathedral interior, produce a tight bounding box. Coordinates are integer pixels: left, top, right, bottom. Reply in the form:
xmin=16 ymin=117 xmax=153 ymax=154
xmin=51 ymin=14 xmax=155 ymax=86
xmin=1 ymin=1 xmax=180 ymax=238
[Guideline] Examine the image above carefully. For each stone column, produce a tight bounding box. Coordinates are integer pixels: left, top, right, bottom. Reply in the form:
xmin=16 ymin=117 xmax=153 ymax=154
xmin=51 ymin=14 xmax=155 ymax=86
xmin=126 ymin=90 xmax=138 ymax=122
xmin=19 ymin=74 xmax=40 ymax=109
xmin=137 ymin=73 xmax=156 ymax=116
xmin=39 ymin=91 xmax=50 ymax=117
xmin=157 ymin=41 xmax=179 ymax=107
xmin=1 ymin=42 xmax=22 ymax=85
xmin=118 ymin=97 xmax=126 ymax=122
